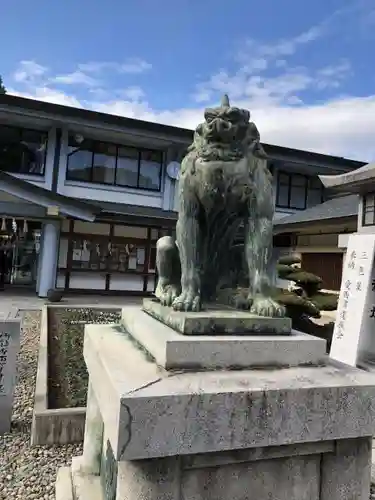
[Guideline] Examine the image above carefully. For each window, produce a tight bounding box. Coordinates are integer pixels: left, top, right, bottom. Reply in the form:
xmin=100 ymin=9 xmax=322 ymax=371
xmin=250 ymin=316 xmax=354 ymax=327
xmin=0 ymin=124 xmax=47 ymax=175
xmin=66 ymin=136 xmax=163 ymax=191
xmin=116 ymin=146 xmax=139 ymax=187
xmin=276 ymin=171 xmax=324 ymax=210
xmin=139 ymin=150 xmax=163 ymax=190
xmin=66 ymin=138 xmax=93 ymax=182
xmin=363 ymin=193 xmax=375 ymax=226
xmin=92 ymin=142 xmax=116 ymax=184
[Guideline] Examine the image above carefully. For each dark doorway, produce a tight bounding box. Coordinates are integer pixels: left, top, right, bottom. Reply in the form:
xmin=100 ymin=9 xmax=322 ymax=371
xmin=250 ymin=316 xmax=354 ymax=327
xmin=0 ymin=218 xmax=41 ymax=290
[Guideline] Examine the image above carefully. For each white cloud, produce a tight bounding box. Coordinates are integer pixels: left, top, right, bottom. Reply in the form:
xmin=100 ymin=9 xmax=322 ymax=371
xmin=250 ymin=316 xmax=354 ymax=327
xmin=13 ymin=60 xmax=47 ymax=83
xmin=78 ymin=59 xmax=152 ymax=74
xmin=8 ymin=86 xmax=82 ymax=108
xmin=51 ymin=71 xmax=98 ymax=86
xmin=119 ymin=86 xmax=145 ymax=101
xmin=192 ymin=60 xmax=351 ymax=108
xmin=119 ymin=59 xmax=152 ymax=74
xmin=235 ymin=24 xmax=325 ymax=70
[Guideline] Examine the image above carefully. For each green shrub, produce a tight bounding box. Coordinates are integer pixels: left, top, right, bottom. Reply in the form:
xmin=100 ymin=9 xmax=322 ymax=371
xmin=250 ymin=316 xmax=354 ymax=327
xmin=275 ymin=291 xmax=320 ymax=318
xmin=276 ymin=263 xmax=295 ymax=279
xmin=310 ymin=292 xmax=338 ymax=311
xmin=285 ymin=271 xmax=322 ymax=296
xmin=278 ymin=255 xmax=301 ymax=266
xmin=218 ymin=248 xmax=337 ymax=345
xmin=275 ymin=255 xmax=337 ymax=337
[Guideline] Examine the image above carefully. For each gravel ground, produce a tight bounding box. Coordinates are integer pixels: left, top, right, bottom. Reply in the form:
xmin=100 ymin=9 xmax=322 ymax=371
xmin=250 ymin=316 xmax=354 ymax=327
xmin=0 ymin=311 xmax=82 ymax=500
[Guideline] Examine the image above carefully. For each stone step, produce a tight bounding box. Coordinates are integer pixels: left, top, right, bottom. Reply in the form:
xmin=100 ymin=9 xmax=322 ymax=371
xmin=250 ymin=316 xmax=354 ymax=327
xmin=55 ymin=467 xmax=73 ymax=500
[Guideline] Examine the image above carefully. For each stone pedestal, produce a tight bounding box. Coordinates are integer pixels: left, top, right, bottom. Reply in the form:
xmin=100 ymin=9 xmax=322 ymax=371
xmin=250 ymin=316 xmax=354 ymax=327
xmin=56 ymin=305 xmax=375 ymax=500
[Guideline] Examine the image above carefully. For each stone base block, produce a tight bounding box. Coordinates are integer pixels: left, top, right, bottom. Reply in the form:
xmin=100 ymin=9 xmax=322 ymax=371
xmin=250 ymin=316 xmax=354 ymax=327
xmin=83 ymin=321 xmax=375 ymax=461
xmin=55 ymin=457 xmax=104 ymax=500
xmin=56 ymin=436 xmax=373 ymax=500
xmin=115 ymin=437 xmax=371 ymax=500
xmin=142 ymin=298 xmax=292 ymax=335
xmin=122 ymin=306 xmax=326 ymax=369
xmin=55 ymin=467 xmax=73 ymax=500
xmin=56 ymin=310 xmax=375 ymax=500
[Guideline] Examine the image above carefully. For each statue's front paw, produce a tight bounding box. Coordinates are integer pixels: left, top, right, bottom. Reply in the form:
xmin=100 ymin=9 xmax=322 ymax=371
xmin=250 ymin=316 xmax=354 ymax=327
xmin=249 ymin=295 xmax=286 ymax=318
xmin=155 ymin=283 xmax=180 ymax=307
xmin=172 ymin=290 xmax=201 ymax=312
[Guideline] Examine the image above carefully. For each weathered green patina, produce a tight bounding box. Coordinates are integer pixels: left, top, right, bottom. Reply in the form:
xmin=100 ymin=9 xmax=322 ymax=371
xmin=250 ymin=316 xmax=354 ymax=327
xmin=155 ymin=95 xmax=285 ymax=317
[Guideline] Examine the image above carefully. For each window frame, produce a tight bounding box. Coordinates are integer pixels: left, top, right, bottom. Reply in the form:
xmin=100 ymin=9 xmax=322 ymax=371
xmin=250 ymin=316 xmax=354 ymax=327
xmin=362 ymin=193 xmax=375 ymax=227
xmin=275 ymin=170 xmax=324 ymax=210
xmin=66 ymin=136 xmax=164 ymax=192
xmin=0 ymin=123 xmax=48 ymax=176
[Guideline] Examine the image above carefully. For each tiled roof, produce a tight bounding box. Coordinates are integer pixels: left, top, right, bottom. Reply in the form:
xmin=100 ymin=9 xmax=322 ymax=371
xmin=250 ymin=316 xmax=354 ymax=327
xmin=274 ymin=194 xmax=359 ymax=227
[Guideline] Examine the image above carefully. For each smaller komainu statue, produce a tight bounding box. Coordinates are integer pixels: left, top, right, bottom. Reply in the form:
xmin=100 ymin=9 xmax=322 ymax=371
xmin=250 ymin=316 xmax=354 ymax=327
xmin=155 ymin=95 xmax=285 ymax=317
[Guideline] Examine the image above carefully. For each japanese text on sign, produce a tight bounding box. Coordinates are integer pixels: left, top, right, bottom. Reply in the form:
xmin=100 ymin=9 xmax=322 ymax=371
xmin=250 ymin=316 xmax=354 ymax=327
xmin=335 ymin=250 xmax=369 ymax=341
xmin=0 ymin=332 xmax=10 ymax=394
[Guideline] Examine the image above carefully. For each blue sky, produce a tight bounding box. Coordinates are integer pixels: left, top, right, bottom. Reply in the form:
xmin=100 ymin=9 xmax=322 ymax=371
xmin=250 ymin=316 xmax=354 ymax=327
xmin=1 ymin=0 xmax=375 ymax=160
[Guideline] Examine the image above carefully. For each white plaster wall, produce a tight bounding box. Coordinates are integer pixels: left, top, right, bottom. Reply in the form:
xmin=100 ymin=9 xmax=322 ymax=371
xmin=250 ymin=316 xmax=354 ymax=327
xmin=64 ymin=272 xmax=153 ymax=292
xmin=69 ymin=273 xmax=106 ymax=290
xmin=109 ymin=274 xmax=144 ymax=291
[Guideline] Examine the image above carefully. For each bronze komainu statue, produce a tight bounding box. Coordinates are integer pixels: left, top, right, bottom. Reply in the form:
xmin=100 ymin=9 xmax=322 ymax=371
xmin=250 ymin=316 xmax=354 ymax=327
xmin=155 ymin=95 xmax=285 ymax=317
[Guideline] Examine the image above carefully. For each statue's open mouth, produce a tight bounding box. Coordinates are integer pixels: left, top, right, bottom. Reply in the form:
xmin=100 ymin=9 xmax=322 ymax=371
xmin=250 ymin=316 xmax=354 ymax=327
xmin=196 ymin=144 xmax=245 ymax=162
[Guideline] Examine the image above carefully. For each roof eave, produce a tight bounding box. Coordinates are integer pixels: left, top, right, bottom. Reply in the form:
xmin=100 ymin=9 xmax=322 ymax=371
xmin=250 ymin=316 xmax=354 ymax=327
xmin=273 ymin=214 xmax=357 ymax=234
xmin=0 ymin=171 xmax=99 ymax=222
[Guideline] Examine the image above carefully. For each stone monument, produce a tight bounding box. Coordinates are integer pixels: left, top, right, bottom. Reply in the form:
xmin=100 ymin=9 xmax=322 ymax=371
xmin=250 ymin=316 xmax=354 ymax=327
xmin=56 ymin=97 xmax=375 ymax=500
xmin=0 ymin=309 xmax=21 ymax=434
xmin=319 ymin=164 xmax=375 ymax=368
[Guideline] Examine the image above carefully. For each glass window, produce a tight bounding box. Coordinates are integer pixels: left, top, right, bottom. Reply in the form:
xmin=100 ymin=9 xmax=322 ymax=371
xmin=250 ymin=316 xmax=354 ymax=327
xmin=65 ymin=136 xmax=163 ymax=191
xmin=365 ymin=194 xmax=375 ymax=209
xmin=290 ymin=185 xmax=306 ymax=209
xmin=92 ymin=142 xmax=116 ymax=184
xmin=363 ymin=194 xmax=375 ymax=226
xmin=276 ymin=184 xmax=290 ymax=207
xmin=289 ymin=174 xmax=307 ymax=209
xmin=276 ymin=171 xmax=318 ymax=210
xmin=0 ymin=124 xmax=47 ymax=175
xmin=67 ymin=147 xmax=93 ymax=182
xmin=139 ymin=150 xmax=162 ymax=190
xmin=291 ymin=174 xmax=306 ymax=188
xmin=364 ymin=210 xmax=375 ymax=226
xmin=115 ymin=147 xmax=139 ymax=188
xmin=278 ymin=173 xmax=290 ymax=185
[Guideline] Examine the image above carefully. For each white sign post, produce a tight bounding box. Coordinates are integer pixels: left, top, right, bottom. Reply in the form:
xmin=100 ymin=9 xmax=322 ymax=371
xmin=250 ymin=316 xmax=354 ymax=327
xmin=330 ymin=233 xmax=375 ymax=367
